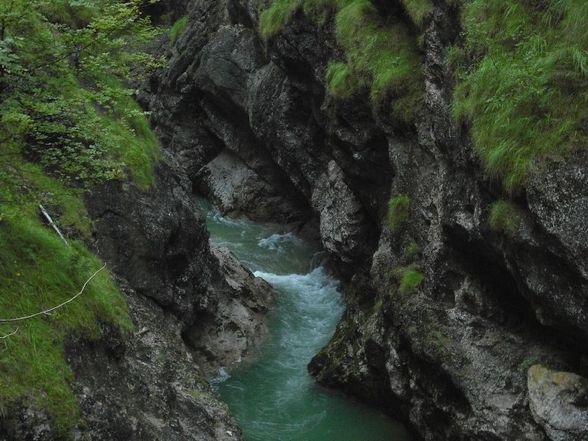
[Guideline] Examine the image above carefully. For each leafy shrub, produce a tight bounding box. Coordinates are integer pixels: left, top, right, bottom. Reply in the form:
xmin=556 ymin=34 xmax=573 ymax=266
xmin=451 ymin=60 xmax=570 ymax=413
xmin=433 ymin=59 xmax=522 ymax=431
xmin=0 ymin=0 xmax=158 ymax=432
xmin=0 ymin=0 xmax=161 ymax=189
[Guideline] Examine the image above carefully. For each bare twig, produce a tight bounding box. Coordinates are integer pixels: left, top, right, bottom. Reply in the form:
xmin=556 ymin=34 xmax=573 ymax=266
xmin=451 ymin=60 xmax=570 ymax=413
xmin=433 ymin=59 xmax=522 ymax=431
xmin=39 ymin=204 xmax=68 ymax=245
xmin=0 ymin=327 xmax=18 ymax=339
xmin=135 ymin=327 xmax=149 ymax=337
xmin=0 ymin=264 xmax=107 ymax=323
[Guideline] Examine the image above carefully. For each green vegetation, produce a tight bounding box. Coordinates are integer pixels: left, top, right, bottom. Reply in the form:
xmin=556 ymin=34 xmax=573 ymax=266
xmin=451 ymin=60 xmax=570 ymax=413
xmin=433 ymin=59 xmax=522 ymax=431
xmin=325 ymin=62 xmax=361 ymax=98
xmin=452 ymin=0 xmax=588 ymax=192
xmin=0 ymin=215 xmax=132 ymax=432
xmin=519 ymin=357 xmax=540 ymax=372
xmin=260 ymin=0 xmax=300 ymax=39
xmin=0 ymin=0 xmax=159 ymax=433
xmin=169 ymin=15 xmax=189 ymax=44
xmin=426 ymin=328 xmax=453 ymax=360
xmin=387 ymin=194 xmax=411 ymax=231
xmin=332 ymin=0 xmax=422 ymax=113
xmin=403 ymin=239 xmax=421 ymax=261
xmin=259 ymin=0 xmax=424 ymax=122
xmin=190 ymin=389 xmax=204 ymax=400
xmin=261 ymin=0 xmax=588 ymax=190
xmin=0 ymin=160 xmax=134 ymax=432
xmin=489 ymin=200 xmax=523 ymax=235
xmin=1 ymin=0 xmax=160 ymax=189
xmin=401 ymin=0 xmax=434 ymax=27
xmin=398 ymin=268 xmax=424 ymax=294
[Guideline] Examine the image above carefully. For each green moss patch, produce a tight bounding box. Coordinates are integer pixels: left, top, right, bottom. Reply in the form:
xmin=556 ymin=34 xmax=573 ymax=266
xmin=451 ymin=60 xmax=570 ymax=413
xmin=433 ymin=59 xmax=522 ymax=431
xmin=398 ymin=268 xmax=424 ymax=294
xmin=260 ymin=0 xmax=300 ymax=39
xmin=401 ymin=0 xmax=434 ymax=27
xmin=403 ymin=239 xmax=421 ymax=261
xmin=326 ymin=62 xmax=363 ymax=98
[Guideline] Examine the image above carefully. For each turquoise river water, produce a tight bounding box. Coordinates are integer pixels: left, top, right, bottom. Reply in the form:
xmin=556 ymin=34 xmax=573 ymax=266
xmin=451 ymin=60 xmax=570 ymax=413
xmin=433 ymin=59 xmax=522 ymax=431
xmin=201 ymin=202 xmax=410 ymax=441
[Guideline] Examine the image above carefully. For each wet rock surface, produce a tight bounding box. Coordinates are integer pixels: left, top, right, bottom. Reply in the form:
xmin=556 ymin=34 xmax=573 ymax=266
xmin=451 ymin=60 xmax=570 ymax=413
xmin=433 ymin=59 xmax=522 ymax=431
xmin=143 ymin=1 xmax=588 ymax=440
xmin=75 ymin=153 xmax=272 ymax=439
xmin=85 ymin=155 xmax=216 ymax=321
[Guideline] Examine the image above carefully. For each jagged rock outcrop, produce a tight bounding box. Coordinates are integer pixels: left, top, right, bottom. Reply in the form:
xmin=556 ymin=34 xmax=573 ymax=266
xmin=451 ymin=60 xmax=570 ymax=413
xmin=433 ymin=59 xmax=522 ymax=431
xmin=143 ymin=1 xmax=588 ymax=440
xmin=77 ymin=152 xmax=273 ymax=438
xmin=185 ymin=245 xmax=273 ymax=372
xmin=66 ymin=286 xmax=242 ymax=441
xmin=86 ymin=156 xmax=217 ymax=321
xmin=0 ymin=152 xmax=272 ymax=440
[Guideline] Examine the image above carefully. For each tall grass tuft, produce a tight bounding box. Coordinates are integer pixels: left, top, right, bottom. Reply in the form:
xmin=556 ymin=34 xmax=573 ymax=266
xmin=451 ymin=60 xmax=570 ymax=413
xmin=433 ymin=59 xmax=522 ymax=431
xmin=453 ymin=0 xmax=588 ymax=191
xmin=169 ymin=15 xmax=189 ymax=43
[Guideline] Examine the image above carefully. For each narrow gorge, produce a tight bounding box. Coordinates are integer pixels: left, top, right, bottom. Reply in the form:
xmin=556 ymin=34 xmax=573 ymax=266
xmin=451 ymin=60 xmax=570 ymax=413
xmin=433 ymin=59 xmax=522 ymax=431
xmin=1 ymin=0 xmax=587 ymax=440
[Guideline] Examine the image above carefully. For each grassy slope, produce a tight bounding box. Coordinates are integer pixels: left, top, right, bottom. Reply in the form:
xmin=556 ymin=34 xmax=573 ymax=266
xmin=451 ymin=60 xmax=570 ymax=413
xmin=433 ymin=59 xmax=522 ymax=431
xmin=0 ymin=0 xmax=159 ymax=433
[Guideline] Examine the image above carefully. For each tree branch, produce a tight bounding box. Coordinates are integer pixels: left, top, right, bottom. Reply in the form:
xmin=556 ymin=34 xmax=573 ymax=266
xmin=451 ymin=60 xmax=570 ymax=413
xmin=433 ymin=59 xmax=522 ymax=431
xmin=39 ymin=204 xmax=68 ymax=245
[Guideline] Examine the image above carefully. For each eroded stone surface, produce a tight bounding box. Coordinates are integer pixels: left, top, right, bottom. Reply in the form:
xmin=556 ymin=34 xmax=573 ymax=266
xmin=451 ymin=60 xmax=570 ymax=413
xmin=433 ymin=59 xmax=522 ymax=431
xmin=528 ymin=365 xmax=588 ymax=441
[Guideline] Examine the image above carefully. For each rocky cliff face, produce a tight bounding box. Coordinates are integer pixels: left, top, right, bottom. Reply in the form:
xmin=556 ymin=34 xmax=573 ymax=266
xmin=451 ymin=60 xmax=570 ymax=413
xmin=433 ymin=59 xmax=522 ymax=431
xmin=71 ymin=154 xmax=273 ymax=441
xmin=143 ymin=1 xmax=588 ymax=440
xmin=1 ymin=151 xmax=272 ymax=440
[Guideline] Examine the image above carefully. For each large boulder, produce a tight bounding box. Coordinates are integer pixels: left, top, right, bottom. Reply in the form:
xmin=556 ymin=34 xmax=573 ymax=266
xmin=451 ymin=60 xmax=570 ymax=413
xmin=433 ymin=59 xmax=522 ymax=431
xmin=528 ymin=365 xmax=588 ymax=441
xmin=86 ymin=155 xmax=214 ymax=321
xmin=184 ymin=245 xmax=273 ymax=373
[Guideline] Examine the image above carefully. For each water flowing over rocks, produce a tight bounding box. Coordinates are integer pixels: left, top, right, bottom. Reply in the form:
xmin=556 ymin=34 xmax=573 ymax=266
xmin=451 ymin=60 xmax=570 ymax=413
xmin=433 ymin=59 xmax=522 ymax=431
xmin=140 ymin=1 xmax=588 ymax=440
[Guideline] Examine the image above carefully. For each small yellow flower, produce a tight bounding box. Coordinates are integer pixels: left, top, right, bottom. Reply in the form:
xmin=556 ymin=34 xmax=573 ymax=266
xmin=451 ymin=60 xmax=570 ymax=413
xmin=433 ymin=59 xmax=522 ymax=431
xmin=16 ymin=272 xmax=21 ymax=277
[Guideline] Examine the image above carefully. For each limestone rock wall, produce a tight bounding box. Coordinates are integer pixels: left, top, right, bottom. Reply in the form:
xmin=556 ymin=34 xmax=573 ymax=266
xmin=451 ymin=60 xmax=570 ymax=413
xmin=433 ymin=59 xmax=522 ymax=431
xmin=142 ymin=1 xmax=588 ymax=440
